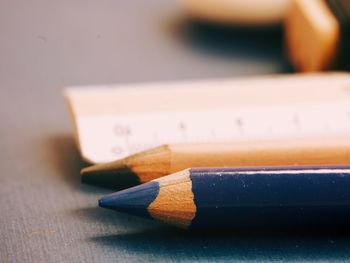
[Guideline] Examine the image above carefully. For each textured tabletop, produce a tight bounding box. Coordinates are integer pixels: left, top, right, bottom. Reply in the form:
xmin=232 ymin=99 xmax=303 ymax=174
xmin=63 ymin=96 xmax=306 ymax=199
xmin=2 ymin=0 xmax=350 ymax=262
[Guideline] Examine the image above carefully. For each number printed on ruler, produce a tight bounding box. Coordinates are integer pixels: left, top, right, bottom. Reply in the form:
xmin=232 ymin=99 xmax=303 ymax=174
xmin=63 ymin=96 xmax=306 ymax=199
xmin=78 ymin=101 xmax=350 ymax=163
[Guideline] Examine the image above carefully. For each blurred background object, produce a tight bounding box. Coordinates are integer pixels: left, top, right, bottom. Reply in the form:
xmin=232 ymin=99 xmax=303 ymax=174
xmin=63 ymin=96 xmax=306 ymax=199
xmin=285 ymin=0 xmax=341 ymax=72
xmin=180 ymin=0 xmax=350 ymax=72
xmin=179 ymin=0 xmax=291 ymax=25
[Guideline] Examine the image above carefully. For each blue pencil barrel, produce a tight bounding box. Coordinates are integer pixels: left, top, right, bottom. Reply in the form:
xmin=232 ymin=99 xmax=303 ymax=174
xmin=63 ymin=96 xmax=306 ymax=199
xmin=190 ymin=166 xmax=350 ymax=229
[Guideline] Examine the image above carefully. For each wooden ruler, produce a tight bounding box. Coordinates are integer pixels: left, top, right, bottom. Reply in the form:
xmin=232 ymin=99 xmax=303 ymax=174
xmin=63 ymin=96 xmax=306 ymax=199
xmin=64 ymin=73 xmax=350 ymax=163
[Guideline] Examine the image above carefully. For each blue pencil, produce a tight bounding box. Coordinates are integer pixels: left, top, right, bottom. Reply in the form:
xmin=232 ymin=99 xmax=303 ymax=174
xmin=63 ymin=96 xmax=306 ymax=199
xmin=99 ymin=166 xmax=350 ymax=229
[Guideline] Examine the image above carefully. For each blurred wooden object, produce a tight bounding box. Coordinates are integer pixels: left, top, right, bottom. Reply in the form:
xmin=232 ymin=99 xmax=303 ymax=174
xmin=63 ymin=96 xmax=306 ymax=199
xmin=179 ymin=0 xmax=291 ymax=25
xmin=285 ymin=0 xmax=350 ymax=72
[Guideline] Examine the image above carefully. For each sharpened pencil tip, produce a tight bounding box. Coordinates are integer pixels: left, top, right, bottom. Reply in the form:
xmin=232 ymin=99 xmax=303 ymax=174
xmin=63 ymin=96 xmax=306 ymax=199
xmin=98 ymin=181 xmax=160 ymax=218
xmin=99 ymin=195 xmax=119 ymax=209
xmin=98 ymin=197 xmax=106 ymax=208
xmin=81 ymin=160 xmax=141 ymax=190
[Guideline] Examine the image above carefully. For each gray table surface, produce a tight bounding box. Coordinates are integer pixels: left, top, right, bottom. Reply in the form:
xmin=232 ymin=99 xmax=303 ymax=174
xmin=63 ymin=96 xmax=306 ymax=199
xmin=2 ymin=0 xmax=350 ymax=262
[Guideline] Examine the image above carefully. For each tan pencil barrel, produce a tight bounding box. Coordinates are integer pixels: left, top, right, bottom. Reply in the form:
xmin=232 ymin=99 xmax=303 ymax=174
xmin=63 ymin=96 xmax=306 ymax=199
xmin=82 ymin=137 xmax=350 ymax=189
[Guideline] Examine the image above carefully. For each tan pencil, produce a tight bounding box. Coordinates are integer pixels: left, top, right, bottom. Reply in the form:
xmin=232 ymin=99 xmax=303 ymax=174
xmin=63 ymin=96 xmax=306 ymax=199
xmin=81 ymin=137 xmax=350 ymax=189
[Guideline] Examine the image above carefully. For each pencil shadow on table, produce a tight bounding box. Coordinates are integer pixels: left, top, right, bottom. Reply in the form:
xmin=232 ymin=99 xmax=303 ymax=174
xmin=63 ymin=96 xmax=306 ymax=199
xmin=47 ymin=135 xmax=110 ymax=194
xmin=90 ymin=226 xmax=350 ymax=261
xmin=74 ymin=206 xmax=160 ymax=230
